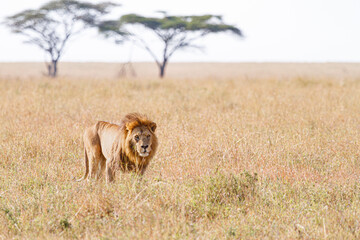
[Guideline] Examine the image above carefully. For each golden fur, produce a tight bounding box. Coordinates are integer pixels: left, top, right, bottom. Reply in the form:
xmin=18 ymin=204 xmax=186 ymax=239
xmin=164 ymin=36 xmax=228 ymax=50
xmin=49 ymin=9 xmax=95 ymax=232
xmin=77 ymin=113 xmax=158 ymax=183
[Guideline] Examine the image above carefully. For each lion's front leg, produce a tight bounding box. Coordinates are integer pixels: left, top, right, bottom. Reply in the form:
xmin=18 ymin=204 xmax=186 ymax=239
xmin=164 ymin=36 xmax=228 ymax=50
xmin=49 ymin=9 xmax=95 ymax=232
xmin=105 ymin=159 xmax=116 ymax=183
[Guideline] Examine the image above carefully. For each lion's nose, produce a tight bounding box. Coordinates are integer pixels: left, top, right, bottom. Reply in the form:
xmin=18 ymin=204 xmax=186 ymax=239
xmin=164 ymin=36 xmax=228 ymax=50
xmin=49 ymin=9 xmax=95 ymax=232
xmin=142 ymin=145 xmax=148 ymax=150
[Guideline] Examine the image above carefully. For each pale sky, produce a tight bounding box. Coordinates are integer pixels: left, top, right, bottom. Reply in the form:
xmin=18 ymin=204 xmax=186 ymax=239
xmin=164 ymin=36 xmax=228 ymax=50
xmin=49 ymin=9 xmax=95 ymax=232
xmin=0 ymin=0 xmax=360 ymax=62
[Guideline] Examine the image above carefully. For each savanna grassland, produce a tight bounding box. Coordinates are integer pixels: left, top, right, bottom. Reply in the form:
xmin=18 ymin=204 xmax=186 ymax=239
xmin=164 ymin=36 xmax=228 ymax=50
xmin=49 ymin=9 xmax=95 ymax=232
xmin=0 ymin=63 xmax=360 ymax=239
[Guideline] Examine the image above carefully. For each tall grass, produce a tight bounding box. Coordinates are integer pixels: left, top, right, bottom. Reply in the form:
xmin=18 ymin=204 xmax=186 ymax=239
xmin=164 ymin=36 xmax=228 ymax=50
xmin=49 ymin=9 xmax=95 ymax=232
xmin=0 ymin=74 xmax=359 ymax=239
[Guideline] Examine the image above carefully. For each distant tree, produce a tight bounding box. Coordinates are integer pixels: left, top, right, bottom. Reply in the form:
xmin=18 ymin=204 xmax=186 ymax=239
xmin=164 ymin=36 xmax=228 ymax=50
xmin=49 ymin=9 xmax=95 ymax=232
xmin=98 ymin=13 xmax=243 ymax=78
xmin=4 ymin=0 xmax=117 ymax=77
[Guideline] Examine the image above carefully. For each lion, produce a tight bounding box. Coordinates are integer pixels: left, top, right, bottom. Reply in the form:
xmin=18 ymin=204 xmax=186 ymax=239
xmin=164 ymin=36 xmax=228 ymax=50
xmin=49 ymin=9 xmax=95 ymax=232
xmin=77 ymin=113 xmax=158 ymax=183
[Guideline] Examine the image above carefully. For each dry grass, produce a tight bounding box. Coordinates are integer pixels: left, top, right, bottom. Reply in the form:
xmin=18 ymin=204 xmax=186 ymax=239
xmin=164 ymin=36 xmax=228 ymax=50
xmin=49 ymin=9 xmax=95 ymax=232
xmin=0 ymin=63 xmax=360 ymax=239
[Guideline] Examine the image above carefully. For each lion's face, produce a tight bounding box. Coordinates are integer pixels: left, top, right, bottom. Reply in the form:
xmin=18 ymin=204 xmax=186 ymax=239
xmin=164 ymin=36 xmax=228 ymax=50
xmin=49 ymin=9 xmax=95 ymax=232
xmin=129 ymin=126 xmax=155 ymax=157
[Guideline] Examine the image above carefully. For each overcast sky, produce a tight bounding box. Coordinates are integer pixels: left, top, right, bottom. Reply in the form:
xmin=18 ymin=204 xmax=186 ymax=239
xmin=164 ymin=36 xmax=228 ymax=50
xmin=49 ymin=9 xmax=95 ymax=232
xmin=0 ymin=0 xmax=359 ymax=62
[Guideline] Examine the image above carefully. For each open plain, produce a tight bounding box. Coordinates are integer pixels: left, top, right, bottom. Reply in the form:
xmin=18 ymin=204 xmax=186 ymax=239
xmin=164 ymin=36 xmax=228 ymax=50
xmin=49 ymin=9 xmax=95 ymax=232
xmin=0 ymin=62 xmax=360 ymax=239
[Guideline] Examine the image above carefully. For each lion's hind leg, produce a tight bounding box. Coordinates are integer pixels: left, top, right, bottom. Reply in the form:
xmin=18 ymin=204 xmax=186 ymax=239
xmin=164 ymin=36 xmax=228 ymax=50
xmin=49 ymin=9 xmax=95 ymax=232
xmin=88 ymin=145 xmax=103 ymax=180
xmin=88 ymin=157 xmax=99 ymax=180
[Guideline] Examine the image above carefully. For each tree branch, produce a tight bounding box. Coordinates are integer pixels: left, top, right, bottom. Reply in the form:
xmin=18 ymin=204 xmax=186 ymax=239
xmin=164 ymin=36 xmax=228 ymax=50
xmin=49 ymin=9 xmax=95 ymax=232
xmin=132 ymin=35 xmax=161 ymax=68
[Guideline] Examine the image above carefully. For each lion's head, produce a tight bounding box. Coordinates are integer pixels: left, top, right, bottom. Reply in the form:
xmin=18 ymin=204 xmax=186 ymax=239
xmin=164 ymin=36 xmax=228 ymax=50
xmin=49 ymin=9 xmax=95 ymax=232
xmin=121 ymin=113 xmax=158 ymax=161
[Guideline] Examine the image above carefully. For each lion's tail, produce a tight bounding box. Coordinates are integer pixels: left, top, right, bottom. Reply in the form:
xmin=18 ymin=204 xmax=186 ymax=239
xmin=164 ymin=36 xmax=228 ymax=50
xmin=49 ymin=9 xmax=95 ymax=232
xmin=76 ymin=148 xmax=89 ymax=182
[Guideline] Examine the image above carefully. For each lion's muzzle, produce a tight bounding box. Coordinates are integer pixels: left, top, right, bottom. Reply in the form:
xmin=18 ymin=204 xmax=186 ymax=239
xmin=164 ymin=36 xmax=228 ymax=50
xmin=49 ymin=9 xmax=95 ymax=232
xmin=139 ymin=145 xmax=150 ymax=157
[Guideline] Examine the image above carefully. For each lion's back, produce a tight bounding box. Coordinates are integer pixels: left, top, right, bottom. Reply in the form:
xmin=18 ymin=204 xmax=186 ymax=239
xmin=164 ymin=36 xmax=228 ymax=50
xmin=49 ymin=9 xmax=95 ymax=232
xmin=84 ymin=121 xmax=122 ymax=159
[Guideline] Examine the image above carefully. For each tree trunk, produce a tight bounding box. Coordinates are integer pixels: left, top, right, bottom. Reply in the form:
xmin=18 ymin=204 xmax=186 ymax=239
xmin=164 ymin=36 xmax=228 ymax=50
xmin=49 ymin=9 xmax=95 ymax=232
xmin=46 ymin=60 xmax=58 ymax=78
xmin=51 ymin=60 xmax=58 ymax=78
xmin=159 ymin=61 xmax=167 ymax=78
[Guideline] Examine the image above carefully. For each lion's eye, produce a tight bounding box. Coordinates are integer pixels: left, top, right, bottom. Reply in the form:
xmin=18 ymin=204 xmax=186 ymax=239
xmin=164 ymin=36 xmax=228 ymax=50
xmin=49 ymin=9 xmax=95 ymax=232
xmin=134 ymin=135 xmax=140 ymax=142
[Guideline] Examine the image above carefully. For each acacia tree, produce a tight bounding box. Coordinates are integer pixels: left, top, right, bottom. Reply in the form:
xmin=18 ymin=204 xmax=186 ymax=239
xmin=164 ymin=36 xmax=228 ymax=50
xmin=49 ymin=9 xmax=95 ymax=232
xmin=98 ymin=13 xmax=243 ymax=78
xmin=4 ymin=0 xmax=117 ymax=77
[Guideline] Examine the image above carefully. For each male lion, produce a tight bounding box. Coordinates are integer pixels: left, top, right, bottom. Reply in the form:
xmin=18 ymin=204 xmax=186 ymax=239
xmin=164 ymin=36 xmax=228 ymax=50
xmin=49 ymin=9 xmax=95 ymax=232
xmin=77 ymin=113 xmax=158 ymax=183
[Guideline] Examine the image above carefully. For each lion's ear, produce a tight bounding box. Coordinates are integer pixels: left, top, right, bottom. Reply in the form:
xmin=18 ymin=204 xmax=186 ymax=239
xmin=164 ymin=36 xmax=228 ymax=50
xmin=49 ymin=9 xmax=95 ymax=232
xmin=149 ymin=122 xmax=157 ymax=132
xmin=125 ymin=123 xmax=132 ymax=131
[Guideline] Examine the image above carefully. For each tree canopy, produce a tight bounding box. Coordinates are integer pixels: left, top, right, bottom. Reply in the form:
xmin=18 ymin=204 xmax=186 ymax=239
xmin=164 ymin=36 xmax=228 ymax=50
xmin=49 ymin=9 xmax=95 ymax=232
xmin=120 ymin=14 xmax=241 ymax=34
xmin=99 ymin=13 xmax=242 ymax=77
xmin=4 ymin=0 xmax=117 ymax=77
